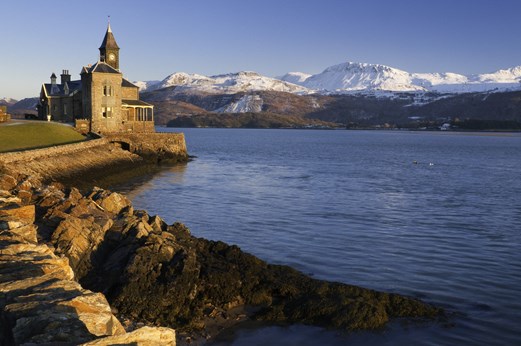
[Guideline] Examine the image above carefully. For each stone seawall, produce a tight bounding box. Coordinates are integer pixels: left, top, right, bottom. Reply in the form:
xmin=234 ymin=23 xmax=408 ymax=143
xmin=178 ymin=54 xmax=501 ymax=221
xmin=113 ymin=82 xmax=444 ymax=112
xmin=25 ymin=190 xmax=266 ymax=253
xmin=106 ymin=132 xmax=188 ymax=162
xmin=0 ymin=133 xmax=188 ymax=185
xmin=0 ymin=138 xmax=111 ymax=164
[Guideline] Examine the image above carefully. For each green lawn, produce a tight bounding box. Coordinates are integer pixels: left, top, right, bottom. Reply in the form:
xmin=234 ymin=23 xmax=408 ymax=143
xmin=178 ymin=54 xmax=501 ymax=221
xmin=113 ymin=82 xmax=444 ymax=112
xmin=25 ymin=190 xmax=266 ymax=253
xmin=0 ymin=121 xmax=86 ymax=153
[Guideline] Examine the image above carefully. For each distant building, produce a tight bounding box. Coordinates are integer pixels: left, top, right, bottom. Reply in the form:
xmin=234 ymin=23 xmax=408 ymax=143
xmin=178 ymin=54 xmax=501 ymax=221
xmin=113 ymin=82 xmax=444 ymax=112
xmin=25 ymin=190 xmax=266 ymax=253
xmin=38 ymin=23 xmax=154 ymax=133
xmin=0 ymin=105 xmax=10 ymax=123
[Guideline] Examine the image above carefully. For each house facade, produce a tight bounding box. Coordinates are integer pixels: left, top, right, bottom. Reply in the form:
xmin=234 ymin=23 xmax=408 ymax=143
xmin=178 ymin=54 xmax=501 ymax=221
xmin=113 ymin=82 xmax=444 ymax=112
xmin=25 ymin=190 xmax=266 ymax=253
xmin=38 ymin=24 xmax=154 ymax=133
xmin=0 ymin=105 xmax=10 ymax=123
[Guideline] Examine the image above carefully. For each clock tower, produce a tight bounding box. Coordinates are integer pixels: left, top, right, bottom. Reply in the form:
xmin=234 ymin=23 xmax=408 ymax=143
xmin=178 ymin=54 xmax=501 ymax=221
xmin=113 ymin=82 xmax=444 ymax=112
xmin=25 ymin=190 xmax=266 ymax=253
xmin=99 ymin=23 xmax=120 ymax=70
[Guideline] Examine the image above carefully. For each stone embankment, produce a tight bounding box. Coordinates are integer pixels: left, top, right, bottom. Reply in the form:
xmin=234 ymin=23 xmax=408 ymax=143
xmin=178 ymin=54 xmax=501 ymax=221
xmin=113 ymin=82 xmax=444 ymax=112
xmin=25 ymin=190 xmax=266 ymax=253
xmin=0 ymin=133 xmax=188 ymax=186
xmin=0 ymin=174 xmax=176 ymax=345
xmin=0 ymin=170 xmax=443 ymax=345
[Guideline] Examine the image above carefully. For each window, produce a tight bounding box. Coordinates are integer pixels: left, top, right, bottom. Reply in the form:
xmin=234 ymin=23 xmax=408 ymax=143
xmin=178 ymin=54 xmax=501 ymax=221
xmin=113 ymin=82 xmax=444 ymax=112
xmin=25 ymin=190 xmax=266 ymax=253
xmin=63 ymin=104 xmax=67 ymax=115
xmin=103 ymin=85 xmax=113 ymax=96
xmin=102 ymin=107 xmax=113 ymax=118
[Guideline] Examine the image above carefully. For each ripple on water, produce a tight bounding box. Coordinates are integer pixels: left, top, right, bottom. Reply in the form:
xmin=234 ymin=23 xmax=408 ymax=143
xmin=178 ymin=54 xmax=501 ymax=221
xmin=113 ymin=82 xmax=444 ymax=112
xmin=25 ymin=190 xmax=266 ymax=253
xmin=113 ymin=129 xmax=521 ymax=346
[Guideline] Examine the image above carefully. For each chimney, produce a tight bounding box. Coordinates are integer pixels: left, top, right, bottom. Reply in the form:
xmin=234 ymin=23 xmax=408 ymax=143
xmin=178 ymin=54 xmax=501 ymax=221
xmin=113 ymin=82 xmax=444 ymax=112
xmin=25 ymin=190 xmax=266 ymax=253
xmin=61 ymin=70 xmax=71 ymax=84
xmin=50 ymin=73 xmax=57 ymax=85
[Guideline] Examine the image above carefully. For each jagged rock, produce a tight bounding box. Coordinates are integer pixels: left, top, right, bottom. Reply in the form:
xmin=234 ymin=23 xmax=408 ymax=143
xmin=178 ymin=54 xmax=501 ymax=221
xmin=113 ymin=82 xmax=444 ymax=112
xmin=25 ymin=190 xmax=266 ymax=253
xmin=0 ymin=174 xmax=17 ymax=192
xmin=0 ymin=204 xmax=35 ymax=225
xmin=149 ymin=215 xmax=168 ymax=233
xmin=81 ymin=326 xmax=176 ymax=346
xmin=89 ymin=188 xmax=131 ymax=215
xmin=4 ymin=224 xmax=38 ymax=243
xmin=29 ymin=175 xmax=442 ymax=342
xmin=51 ymin=213 xmax=114 ymax=278
xmin=37 ymin=186 xmax=66 ymax=209
xmin=0 ymin=219 xmax=125 ymax=345
xmin=0 ymin=190 xmax=20 ymax=207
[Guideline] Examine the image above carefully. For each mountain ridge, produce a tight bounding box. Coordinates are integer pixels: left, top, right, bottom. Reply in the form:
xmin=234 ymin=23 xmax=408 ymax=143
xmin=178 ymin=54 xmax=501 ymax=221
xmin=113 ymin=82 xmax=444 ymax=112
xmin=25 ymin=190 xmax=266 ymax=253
xmin=136 ymin=61 xmax=521 ymax=95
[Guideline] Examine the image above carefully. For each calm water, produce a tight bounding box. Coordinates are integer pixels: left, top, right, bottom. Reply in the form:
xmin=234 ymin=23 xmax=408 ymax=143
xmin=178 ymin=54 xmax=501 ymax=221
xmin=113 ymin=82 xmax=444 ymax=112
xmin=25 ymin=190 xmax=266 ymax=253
xmin=114 ymin=128 xmax=521 ymax=345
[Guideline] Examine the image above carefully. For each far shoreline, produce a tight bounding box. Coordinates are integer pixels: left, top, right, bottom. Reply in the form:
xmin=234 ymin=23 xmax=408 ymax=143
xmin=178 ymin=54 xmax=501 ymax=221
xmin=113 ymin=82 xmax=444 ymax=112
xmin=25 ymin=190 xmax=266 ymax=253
xmin=162 ymin=125 xmax=521 ymax=136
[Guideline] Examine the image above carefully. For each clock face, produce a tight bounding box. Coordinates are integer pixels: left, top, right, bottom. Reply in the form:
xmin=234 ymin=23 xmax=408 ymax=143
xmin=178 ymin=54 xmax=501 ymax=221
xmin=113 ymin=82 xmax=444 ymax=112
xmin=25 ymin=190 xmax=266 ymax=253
xmin=108 ymin=53 xmax=116 ymax=61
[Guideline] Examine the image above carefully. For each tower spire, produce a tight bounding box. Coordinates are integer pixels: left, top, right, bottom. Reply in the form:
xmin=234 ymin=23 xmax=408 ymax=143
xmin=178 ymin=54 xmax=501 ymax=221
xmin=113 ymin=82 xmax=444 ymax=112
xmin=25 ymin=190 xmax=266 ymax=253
xmin=99 ymin=20 xmax=120 ymax=70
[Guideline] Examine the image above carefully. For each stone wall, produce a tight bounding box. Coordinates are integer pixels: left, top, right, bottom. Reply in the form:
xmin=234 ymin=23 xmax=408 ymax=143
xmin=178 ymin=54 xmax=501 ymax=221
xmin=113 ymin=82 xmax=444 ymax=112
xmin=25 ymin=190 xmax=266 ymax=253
xmin=0 ymin=138 xmax=111 ymax=164
xmin=121 ymin=120 xmax=156 ymax=133
xmin=106 ymin=132 xmax=188 ymax=162
xmin=0 ymin=133 xmax=188 ymax=184
xmin=122 ymin=85 xmax=139 ymax=99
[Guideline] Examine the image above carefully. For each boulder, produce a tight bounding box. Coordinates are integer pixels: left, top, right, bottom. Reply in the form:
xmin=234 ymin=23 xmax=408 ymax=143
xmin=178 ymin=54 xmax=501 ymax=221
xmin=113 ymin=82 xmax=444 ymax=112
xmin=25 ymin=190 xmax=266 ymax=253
xmin=0 ymin=204 xmax=35 ymax=225
xmin=51 ymin=214 xmax=113 ymax=277
xmin=5 ymin=224 xmax=38 ymax=243
xmin=82 ymin=326 xmax=176 ymax=346
xmin=0 ymin=221 xmax=125 ymax=345
xmin=89 ymin=188 xmax=131 ymax=215
xmin=0 ymin=174 xmax=17 ymax=192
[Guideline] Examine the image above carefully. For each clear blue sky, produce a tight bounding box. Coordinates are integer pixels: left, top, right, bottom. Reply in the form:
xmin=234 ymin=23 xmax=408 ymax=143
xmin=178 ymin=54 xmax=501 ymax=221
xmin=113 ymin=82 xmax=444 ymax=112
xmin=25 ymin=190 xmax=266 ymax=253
xmin=2 ymin=0 xmax=521 ymax=99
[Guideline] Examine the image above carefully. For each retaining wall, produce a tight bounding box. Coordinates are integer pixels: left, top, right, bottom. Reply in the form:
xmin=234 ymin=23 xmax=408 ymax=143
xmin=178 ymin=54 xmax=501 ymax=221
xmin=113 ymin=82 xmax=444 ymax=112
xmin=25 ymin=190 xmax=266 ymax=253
xmin=106 ymin=132 xmax=188 ymax=162
xmin=0 ymin=132 xmax=188 ymax=184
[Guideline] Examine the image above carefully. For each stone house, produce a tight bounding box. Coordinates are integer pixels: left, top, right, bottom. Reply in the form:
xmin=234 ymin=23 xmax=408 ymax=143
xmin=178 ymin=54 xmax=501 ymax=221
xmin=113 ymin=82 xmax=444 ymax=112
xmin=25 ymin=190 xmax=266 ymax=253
xmin=0 ymin=105 xmax=10 ymax=123
xmin=38 ymin=24 xmax=154 ymax=133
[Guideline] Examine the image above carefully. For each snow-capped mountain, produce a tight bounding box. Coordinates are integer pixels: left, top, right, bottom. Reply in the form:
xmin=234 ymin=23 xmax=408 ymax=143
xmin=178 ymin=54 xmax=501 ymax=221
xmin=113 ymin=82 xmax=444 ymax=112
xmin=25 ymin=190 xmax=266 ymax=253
xmin=136 ymin=61 xmax=521 ymax=97
xmin=0 ymin=97 xmax=17 ymax=105
xmin=276 ymin=72 xmax=312 ymax=85
xmin=476 ymin=66 xmax=521 ymax=83
xmin=282 ymin=61 xmax=521 ymax=94
xmin=137 ymin=71 xmax=311 ymax=94
xmin=298 ymin=62 xmax=426 ymax=92
xmin=215 ymin=94 xmax=264 ymax=113
xmin=132 ymin=80 xmax=160 ymax=91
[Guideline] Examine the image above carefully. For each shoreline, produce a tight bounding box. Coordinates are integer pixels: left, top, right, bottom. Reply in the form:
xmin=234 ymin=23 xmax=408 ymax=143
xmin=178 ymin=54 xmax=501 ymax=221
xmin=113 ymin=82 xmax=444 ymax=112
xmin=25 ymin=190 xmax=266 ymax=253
xmin=0 ymin=136 xmax=445 ymax=345
xmin=165 ymin=125 xmax=521 ymax=135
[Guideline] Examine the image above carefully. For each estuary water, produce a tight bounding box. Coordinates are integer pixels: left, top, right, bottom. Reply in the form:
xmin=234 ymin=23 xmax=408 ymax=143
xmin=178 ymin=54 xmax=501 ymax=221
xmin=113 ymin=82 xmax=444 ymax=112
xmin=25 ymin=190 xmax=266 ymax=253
xmin=114 ymin=128 xmax=521 ymax=345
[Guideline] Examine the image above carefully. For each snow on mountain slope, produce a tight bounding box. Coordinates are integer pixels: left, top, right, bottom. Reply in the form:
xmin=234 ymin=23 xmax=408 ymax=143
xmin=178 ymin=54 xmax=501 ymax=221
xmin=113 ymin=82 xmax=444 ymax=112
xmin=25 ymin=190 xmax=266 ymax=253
xmin=278 ymin=72 xmax=312 ymax=84
xmin=475 ymin=66 xmax=521 ymax=83
xmin=136 ymin=62 xmax=521 ymax=96
xmin=216 ymin=94 xmax=264 ymax=113
xmin=287 ymin=62 xmax=521 ymax=94
xmin=138 ymin=71 xmax=311 ymax=95
xmin=133 ymin=80 xmax=161 ymax=92
xmin=301 ymin=62 xmax=426 ymax=92
xmin=0 ymin=97 xmax=17 ymax=105
xmin=411 ymin=72 xmax=469 ymax=87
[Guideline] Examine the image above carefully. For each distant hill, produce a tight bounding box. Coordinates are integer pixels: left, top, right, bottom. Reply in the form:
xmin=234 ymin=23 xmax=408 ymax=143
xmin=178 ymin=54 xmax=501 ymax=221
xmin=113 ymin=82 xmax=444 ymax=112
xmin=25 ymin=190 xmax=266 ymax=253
xmin=8 ymin=97 xmax=38 ymax=115
xmin=0 ymin=97 xmax=17 ymax=106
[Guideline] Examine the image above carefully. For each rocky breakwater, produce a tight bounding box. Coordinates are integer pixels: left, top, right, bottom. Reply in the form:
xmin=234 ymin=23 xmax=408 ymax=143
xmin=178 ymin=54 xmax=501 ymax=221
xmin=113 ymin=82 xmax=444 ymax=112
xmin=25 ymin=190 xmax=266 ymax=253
xmin=0 ymin=173 xmax=176 ymax=345
xmin=0 ymin=172 xmax=444 ymax=344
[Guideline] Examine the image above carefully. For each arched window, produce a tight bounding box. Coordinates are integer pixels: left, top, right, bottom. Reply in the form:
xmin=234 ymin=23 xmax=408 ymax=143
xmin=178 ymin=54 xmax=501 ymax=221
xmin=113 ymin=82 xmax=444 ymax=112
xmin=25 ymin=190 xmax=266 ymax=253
xmin=103 ymin=84 xmax=113 ymax=96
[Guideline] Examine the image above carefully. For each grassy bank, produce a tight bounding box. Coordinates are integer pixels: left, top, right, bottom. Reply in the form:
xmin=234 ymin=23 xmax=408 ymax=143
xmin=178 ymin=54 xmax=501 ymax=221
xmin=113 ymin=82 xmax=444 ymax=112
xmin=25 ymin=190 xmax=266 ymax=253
xmin=0 ymin=121 xmax=86 ymax=152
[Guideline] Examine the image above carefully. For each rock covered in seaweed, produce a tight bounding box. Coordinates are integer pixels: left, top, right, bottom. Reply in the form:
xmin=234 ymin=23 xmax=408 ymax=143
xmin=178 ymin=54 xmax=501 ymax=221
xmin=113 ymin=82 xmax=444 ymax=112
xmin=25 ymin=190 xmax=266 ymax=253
xmin=36 ymin=184 xmax=443 ymax=339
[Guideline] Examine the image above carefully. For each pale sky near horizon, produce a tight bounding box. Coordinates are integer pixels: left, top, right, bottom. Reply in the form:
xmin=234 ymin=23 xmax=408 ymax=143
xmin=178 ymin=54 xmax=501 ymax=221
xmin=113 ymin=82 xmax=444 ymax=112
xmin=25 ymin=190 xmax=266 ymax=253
xmin=2 ymin=0 xmax=521 ymax=99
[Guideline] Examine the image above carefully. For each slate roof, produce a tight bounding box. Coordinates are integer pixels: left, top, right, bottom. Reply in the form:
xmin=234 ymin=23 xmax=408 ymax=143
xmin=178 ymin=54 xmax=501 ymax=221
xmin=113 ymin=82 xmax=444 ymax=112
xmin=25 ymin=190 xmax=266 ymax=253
xmin=122 ymin=99 xmax=153 ymax=107
xmin=43 ymin=80 xmax=82 ymax=96
xmin=81 ymin=61 xmax=120 ymax=74
xmin=99 ymin=24 xmax=119 ymax=50
xmin=122 ymin=78 xmax=139 ymax=88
